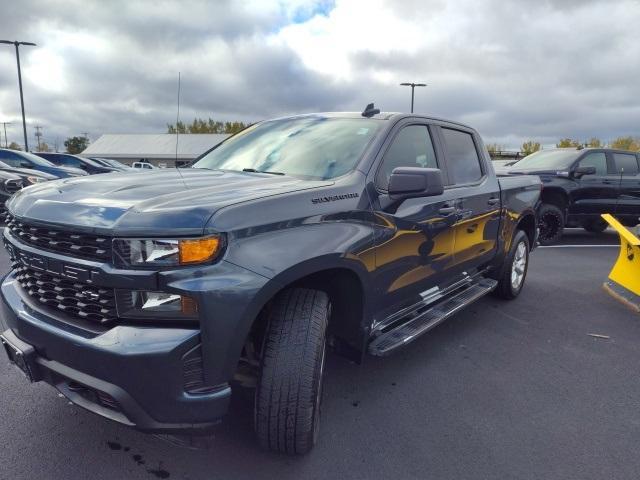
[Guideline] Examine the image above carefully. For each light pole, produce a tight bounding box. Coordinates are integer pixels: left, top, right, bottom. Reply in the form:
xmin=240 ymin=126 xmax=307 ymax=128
xmin=0 ymin=40 xmax=37 ymax=151
xmin=400 ymin=82 xmax=427 ymax=113
xmin=1 ymin=122 xmax=11 ymax=148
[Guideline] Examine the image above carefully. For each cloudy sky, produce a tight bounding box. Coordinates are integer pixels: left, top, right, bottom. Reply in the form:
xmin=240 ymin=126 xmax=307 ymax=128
xmin=0 ymin=0 xmax=639 ymax=150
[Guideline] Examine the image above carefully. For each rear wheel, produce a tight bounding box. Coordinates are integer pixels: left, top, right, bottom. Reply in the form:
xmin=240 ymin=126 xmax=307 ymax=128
xmin=494 ymin=230 xmax=530 ymax=299
xmin=255 ymin=288 xmax=330 ymax=455
xmin=538 ymin=203 xmax=564 ymax=245
xmin=583 ymin=218 xmax=608 ymax=233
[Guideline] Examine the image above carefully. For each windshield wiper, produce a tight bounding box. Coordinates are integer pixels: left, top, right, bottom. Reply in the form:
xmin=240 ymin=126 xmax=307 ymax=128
xmin=242 ymin=168 xmax=285 ymax=175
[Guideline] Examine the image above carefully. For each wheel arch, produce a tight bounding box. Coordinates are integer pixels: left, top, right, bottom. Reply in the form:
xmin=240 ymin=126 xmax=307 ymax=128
xmin=539 ymin=186 xmax=569 ymax=216
xmin=516 ymin=212 xmax=537 ymax=247
xmin=231 ymin=256 xmax=371 ymax=380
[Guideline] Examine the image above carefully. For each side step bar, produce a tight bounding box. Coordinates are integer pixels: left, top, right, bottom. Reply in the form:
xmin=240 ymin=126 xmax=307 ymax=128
xmin=368 ymin=278 xmax=497 ymax=356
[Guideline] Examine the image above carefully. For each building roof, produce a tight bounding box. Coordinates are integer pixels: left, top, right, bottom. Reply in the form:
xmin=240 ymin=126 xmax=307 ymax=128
xmin=81 ymin=134 xmax=230 ymax=160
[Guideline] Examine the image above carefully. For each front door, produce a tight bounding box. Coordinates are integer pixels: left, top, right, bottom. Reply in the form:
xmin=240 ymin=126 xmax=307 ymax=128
xmin=370 ymin=122 xmax=457 ymax=324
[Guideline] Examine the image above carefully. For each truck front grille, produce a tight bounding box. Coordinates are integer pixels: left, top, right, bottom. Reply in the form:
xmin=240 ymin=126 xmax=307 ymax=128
xmin=13 ymin=263 xmax=117 ymax=324
xmin=5 ymin=212 xmax=112 ymax=262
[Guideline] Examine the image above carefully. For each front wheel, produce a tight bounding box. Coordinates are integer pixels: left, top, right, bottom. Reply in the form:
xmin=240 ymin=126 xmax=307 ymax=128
xmin=255 ymin=288 xmax=330 ymax=455
xmin=494 ymin=230 xmax=530 ymax=299
xmin=537 ymin=203 xmax=564 ymax=245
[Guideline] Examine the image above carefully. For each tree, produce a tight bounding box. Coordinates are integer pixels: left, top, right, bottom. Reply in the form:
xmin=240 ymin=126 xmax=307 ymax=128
xmin=556 ymin=138 xmax=581 ymax=148
xmin=64 ymin=136 xmax=89 ymax=154
xmin=485 ymin=143 xmax=503 ymax=155
xmin=167 ymin=117 xmax=249 ymax=134
xmin=586 ymin=138 xmax=602 ymax=148
xmin=521 ymin=141 xmax=541 ymax=156
xmin=8 ymin=142 xmax=21 ymax=150
xmin=609 ymin=136 xmax=640 ymax=151
xmin=36 ymin=142 xmax=51 ymax=152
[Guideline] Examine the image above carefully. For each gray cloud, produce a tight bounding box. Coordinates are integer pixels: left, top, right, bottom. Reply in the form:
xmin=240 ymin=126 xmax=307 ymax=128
xmin=0 ymin=0 xmax=639 ymax=150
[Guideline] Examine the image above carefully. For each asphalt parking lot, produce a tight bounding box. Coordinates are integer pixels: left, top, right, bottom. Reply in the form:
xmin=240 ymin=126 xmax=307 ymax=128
xmin=1 ymin=228 xmax=638 ymax=480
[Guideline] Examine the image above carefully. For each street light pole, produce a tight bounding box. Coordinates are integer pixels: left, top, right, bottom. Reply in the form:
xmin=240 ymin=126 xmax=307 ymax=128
xmin=400 ymin=82 xmax=427 ymax=113
xmin=1 ymin=122 xmax=11 ymax=148
xmin=0 ymin=40 xmax=37 ymax=151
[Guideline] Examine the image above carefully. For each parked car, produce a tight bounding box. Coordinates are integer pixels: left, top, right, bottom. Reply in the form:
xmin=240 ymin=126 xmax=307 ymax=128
xmin=34 ymin=152 xmax=119 ymax=174
xmin=132 ymin=161 xmax=155 ymax=169
xmin=0 ymin=160 xmax=57 ymax=185
xmin=87 ymin=157 xmax=134 ymax=171
xmin=505 ymin=148 xmax=640 ymax=244
xmin=0 ymin=109 xmax=541 ymax=454
xmin=0 ymin=149 xmax=87 ymax=178
xmin=0 ymin=170 xmax=23 ymax=211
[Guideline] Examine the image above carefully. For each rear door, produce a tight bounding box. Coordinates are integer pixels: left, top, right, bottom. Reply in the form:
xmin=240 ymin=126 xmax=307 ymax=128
xmin=370 ymin=120 xmax=457 ymax=323
xmin=435 ymin=125 xmax=501 ymax=274
xmin=569 ymin=151 xmax=618 ymax=216
xmin=611 ymin=152 xmax=640 ymax=219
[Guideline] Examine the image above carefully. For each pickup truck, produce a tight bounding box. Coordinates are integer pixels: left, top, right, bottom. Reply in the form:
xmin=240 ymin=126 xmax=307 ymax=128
xmin=0 ymin=108 xmax=540 ymax=454
xmin=505 ymin=148 xmax=640 ymax=244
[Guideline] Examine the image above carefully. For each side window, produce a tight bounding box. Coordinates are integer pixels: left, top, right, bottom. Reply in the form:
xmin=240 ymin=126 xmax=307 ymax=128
xmin=441 ymin=128 xmax=483 ymax=184
xmin=613 ymin=153 xmax=639 ymax=175
xmin=376 ymin=125 xmax=437 ymax=189
xmin=578 ymin=153 xmax=607 ymax=175
xmin=54 ymin=155 xmax=79 ymax=167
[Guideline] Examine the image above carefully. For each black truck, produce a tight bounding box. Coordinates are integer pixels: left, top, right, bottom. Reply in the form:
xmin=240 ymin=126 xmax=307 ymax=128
xmin=0 ymin=109 xmax=540 ymax=454
xmin=505 ymin=148 xmax=640 ymax=244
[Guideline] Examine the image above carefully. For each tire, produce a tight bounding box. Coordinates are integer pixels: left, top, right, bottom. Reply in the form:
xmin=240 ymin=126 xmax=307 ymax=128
xmin=537 ymin=203 xmax=564 ymax=245
xmin=255 ymin=288 xmax=330 ymax=455
xmin=583 ymin=219 xmax=608 ymax=233
xmin=494 ymin=230 xmax=530 ymax=299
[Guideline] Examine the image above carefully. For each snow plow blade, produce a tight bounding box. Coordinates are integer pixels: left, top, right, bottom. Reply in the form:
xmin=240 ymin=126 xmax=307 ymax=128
xmin=601 ymin=214 xmax=640 ymax=312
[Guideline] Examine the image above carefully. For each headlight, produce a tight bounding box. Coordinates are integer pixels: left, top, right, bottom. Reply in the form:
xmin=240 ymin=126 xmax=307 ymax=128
xmin=113 ymin=236 xmax=223 ymax=267
xmin=26 ymin=176 xmax=47 ymax=185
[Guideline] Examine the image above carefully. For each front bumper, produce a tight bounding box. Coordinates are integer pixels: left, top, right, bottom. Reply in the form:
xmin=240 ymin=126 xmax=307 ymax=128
xmin=0 ymin=223 xmax=275 ymax=432
xmin=1 ymin=274 xmax=231 ymax=432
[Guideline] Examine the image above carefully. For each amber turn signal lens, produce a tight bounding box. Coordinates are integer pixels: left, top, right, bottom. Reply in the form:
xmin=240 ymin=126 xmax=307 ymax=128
xmin=178 ymin=237 xmax=221 ymax=264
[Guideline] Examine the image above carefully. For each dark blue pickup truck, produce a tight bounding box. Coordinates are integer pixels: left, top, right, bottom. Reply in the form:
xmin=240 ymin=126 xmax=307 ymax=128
xmin=0 ymin=108 xmax=540 ymax=454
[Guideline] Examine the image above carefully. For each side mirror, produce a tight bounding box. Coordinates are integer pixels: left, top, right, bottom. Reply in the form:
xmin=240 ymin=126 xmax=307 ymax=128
xmin=573 ymin=165 xmax=596 ymax=178
xmin=388 ymin=167 xmax=444 ymax=200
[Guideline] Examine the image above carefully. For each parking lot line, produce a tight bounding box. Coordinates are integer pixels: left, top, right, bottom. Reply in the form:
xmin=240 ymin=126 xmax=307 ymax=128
xmin=538 ymin=245 xmax=617 ymax=248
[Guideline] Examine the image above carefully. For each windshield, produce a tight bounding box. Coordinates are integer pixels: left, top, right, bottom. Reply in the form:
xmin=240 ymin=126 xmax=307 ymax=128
xmin=82 ymin=157 xmax=103 ymax=167
xmin=193 ymin=116 xmax=383 ymax=180
xmin=20 ymin=151 xmax=56 ymax=166
xmin=102 ymin=158 xmax=129 ymax=168
xmin=512 ymin=149 xmax=581 ymax=170
xmin=89 ymin=157 xmax=111 ymax=166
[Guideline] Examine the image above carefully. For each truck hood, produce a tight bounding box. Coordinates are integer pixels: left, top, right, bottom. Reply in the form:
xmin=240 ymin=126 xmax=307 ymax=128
xmin=52 ymin=165 xmax=88 ymax=176
xmin=504 ymin=167 xmax=563 ymax=176
xmin=8 ymin=168 xmax=332 ymax=235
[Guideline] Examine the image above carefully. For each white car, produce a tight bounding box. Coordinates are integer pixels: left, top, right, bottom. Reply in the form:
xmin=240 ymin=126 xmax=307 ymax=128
xmin=132 ymin=162 xmax=155 ymax=169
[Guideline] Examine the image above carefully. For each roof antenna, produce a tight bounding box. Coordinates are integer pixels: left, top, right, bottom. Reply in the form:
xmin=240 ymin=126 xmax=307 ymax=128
xmin=174 ymin=71 xmax=187 ymax=187
xmin=362 ymin=102 xmax=380 ymax=118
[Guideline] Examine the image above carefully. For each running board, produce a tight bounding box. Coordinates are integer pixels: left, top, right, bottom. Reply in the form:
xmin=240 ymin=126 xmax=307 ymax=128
xmin=368 ymin=278 xmax=498 ymax=356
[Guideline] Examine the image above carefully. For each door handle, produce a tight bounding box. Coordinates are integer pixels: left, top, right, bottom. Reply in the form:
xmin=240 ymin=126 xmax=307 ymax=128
xmin=487 ymin=197 xmax=500 ymax=206
xmin=438 ymin=206 xmax=457 ymax=215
